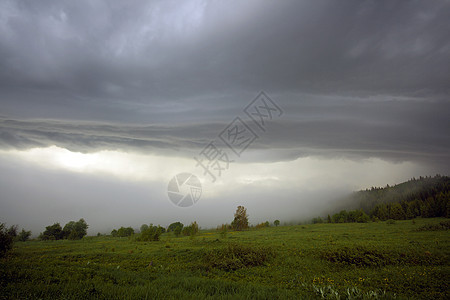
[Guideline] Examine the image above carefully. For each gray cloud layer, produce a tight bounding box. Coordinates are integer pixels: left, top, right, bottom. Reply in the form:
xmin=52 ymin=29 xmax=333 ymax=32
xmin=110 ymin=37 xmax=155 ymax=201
xmin=0 ymin=0 xmax=449 ymax=168
xmin=2 ymin=93 xmax=449 ymax=170
xmin=1 ymin=0 xmax=449 ymax=122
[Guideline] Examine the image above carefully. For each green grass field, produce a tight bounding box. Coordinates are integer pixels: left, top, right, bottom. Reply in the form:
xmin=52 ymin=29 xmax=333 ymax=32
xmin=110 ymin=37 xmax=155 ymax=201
xmin=1 ymin=218 xmax=449 ymax=299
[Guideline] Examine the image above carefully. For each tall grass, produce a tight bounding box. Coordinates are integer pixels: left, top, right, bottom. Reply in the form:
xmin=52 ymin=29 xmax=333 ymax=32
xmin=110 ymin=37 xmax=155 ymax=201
xmin=1 ymin=218 xmax=448 ymax=299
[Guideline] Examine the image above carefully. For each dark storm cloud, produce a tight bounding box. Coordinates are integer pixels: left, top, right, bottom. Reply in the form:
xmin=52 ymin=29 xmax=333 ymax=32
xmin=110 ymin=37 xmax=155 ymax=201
xmin=0 ymin=0 xmax=449 ymax=168
xmin=2 ymin=93 xmax=449 ymax=170
xmin=0 ymin=0 xmax=449 ymax=121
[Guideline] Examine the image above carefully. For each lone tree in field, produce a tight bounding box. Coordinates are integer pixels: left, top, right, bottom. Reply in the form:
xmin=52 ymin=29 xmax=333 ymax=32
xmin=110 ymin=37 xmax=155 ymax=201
xmin=274 ymin=220 xmax=280 ymax=227
xmin=231 ymin=206 xmax=249 ymax=231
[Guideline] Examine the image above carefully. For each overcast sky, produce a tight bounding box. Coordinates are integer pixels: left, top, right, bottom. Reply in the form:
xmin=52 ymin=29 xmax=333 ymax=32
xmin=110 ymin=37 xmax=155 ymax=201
xmin=1 ymin=0 xmax=449 ymax=235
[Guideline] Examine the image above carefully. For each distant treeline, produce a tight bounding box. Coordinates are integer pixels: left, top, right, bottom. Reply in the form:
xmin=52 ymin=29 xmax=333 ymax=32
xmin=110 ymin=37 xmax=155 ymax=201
xmin=318 ymin=209 xmax=370 ymax=224
xmin=320 ymin=175 xmax=449 ymax=223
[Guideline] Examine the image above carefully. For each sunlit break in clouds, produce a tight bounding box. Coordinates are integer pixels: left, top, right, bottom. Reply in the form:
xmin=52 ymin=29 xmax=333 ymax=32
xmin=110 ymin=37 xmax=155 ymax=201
xmin=0 ymin=0 xmax=449 ymax=234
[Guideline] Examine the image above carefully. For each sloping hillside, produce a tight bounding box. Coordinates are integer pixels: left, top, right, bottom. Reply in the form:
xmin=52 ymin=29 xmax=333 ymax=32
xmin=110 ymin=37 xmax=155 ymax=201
xmin=350 ymin=175 xmax=449 ymax=219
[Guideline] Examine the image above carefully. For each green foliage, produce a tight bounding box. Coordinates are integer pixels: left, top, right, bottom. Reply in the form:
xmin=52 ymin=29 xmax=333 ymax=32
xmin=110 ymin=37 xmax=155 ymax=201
xmin=173 ymin=226 xmax=182 ymax=237
xmin=254 ymin=222 xmax=266 ymax=229
xmin=7 ymin=224 xmax=18 ymax=238
xmin=168 ymin=222 xmax=184 ymax=237
xmin=182 ymin=227 xmax=190 ymax=236
xmin=135 ymin=225 xmax=163 ymax=241
xmin=190 ymin=221 xmax=198 ymax=236
xmin=342 ymin=175 xmax=450 ymax=220
xmin=328 ymin=209 xmax=369 ymax=224
xmin=231 ymin=205 xmax=249 ymax=231
xmin=0 ymin=223 xmax=14 ymax=257
xmin=217 ymin=224 xmax=230 ymax=238
xmin=39 ymin=223 xmax=63 ymax=240
xmin=140 ymin=224 xmax=148 ymax=233
xmin=181 ymin=221 xmax=199 ymax=237
xmin=17 ymin=229 xmax=32 ymax=242
xmin=114 ymin=227 xmax=134 ymax=237
xmin=40 ymin=219 xmax=88 ymax=240
xmin=414 ymin=220 xmax=450 ymax=231
xmin=167 ymin=222 xmax=183 ymax=232
xmin=320 ymin=245 xmax=446 ymax=267
xmin=305 ymin=284 xmax=395 ymax=299
xmin=0 ymin=218 xmax=448 ymax=299
xmin=312 ymin=217 xmax=324 ymax=224
xmin=204 ymin=243 xmax=275 ymax=271
xmin=62 ymin=219 xmax=88 ymax=240
xmin=274 ymin=220 xmax=280 ymax=227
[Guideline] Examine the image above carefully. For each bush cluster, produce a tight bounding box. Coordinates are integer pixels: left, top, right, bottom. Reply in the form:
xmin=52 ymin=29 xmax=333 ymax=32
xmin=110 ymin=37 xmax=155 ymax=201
xmin=39 ymin=219 xmax=88 ymax=240
xmin=320 ymin=246 xmax=446 ymax=267
xmin=135 ymin=225 xmax=165 ymax=241
xmin=111 ymin=227 xmax=134 ymax=237
xmin=204 ymin=244 xmax=275 ymax=271
xmin=414 ymin=220 xmax=450 ymax=231
xmin=0 ymin=223 xmax=14 ymax=258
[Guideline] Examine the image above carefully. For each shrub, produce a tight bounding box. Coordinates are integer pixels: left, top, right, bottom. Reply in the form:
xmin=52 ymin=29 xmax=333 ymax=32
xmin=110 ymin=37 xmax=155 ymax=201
xmin=321 ymin=246 xmax=390 ymax=267
xmin=168 ymin=222 xmax=184 ymax=237
xmin=312 ymin=217 xmax=323 ymax=224
xmin=40 ymin=219 xmax=88 ymax=240
xmin=181 ymin=222 xmax=198 ymax=237
xmin=174 ymin=226 xmax=182 ymax=237
xmin=136 ymin=225 xmax=163 ymax=241
xmin=182 ymin=226 xmax=191 ymax=236
xmin=17 ymin=229 xmax=32 ymax=242
xmin=0 ymin=223 xmax=14 ymax=257
xmin=116 ymin=227 xmax=134 ymax=237
xmin=140 ymin=224 xmax=149 ymax=232
xmin=415 ymin=221 xmax=450 ymax=231
xmin=190 ymin=221 xmax=199 ymax=236
xmin=255 ymin=222 xmax=267 ymax=229
xmin=7 ymin=225 xmax=18 ymax=238
xmin=204 ymin=243 xmax=275 ymax=271
xmin=40 ymin=223 xmax=63 ymax=240
xmin=320 ymin=246 xmax=446 ymax=267
xmin=63 ymin=219 xmax=88 ymax=240
xmin=168 ymin=222 xmax=183 ymax=233
xmin=217 ymin=224 xmax=229 ymax=238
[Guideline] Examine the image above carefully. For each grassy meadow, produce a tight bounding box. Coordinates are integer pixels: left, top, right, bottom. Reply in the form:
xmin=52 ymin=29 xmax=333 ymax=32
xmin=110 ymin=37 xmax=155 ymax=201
xmin=1 ymin=218 xmax=449 ymax=299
